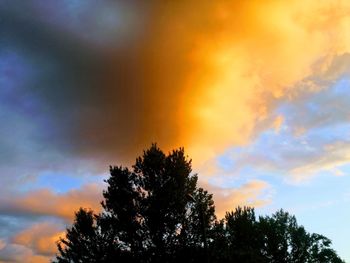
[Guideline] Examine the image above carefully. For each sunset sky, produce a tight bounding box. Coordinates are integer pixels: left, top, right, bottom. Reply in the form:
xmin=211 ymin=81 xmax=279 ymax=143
xmin=1 ymin=0 xmax=350 ymax=262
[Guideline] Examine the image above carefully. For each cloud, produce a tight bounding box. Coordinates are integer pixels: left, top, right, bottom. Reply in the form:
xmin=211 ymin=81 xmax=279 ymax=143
xmin=209 ymin=81 xmax=350 ymax=182
xmin=213 ymin=134 xmax=350 ymax=183
xmin=0 ymin=240 xmax=5 ymax=250
xmin=0 ymin=243 xmax=50 ymax=263
xmin=0 ymin=183 xmax=103 ymax=261
xmin=177 ymin=1 xmax=350 ymax=161
xmin=0 ymin=222 xmax=65 ymax=261
xmin=202 ymin=180 xmax=272 ymax=219
xmin=271 ymin=83 xmax=350 ymax=181
xmin=11 ymin=223 xmax=64 ymax=257
xmin=0 ymin=184 xmax=103 ymax=221
xmin=289 ymin=140 xmax=350 ymax=181
xmin=2 ymin=0 xmax=350 ymax=169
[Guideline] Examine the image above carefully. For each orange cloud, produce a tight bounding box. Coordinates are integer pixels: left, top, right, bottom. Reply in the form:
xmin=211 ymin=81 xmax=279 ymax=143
xmin=0 ymin=183 xmax=102 ymax=221
xmin=3 ymin=1 xmax=350 ymax=172
xmin=6 ymin=1 xmax=349 ymax=169
xmin=272 ymin=115 xmax=284 ymax=133
xmin=201 ymin=180 xmax=272 ymax=219
xmin=12 ymin=223 xmax=64 ymax=257
xmin=173 ymin=0 xmax=350 ymax=162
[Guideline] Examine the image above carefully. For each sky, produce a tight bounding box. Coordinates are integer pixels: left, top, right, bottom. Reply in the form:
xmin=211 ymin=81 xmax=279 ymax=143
xmin=1 ymin=0 xmax=350 ymax=262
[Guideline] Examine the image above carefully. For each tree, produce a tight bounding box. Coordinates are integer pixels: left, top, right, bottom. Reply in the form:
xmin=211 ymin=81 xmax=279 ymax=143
xmin=208 ymin=207 xmax=344 ymax=263
xmin=308 ymin=234 xmax=345 ymax=263
xmin=54 ymin=144 xmax=215 ymax=263
xmin=258 ymin=210 xmax=293 ymax=262
xmin=257 ymin=209 xmax=344 ymax=263
xmin=55 ymin=209 xmax=101 ymax=263
xmin=225 ymin=207 xmax=264 ymax=262
xmin=54 ymin=145 xmax=344 ymax=263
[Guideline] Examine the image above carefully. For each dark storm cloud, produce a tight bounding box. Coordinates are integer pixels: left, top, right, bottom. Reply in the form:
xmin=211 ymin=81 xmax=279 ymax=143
xmin=0 ymin=1 xmax=161 ymax=166
xmin=0 ymin=1 xmax=102 ymax=148
xmin=0 ymin=0 xmax=198 ymax=170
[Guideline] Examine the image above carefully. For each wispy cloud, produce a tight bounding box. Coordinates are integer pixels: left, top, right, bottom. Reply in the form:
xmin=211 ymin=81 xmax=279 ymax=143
xmin=0 ymin=242 xmax=50 ymax=263
xmin=201 ymin=180 xmax=273 ymax=219
xmin=0 ymin=184 xmax=102 ymax=221
xmin=11 ymin=222 xmax=64 ymax=257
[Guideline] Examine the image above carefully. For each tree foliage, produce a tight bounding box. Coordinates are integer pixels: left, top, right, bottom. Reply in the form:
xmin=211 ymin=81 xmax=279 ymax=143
xmin=54 ymin=145 xmax=344 ymax=263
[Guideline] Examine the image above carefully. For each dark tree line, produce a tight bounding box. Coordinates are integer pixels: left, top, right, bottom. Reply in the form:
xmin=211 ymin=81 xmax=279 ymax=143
xmin=54 ymin=145 xmax=344 ymax=263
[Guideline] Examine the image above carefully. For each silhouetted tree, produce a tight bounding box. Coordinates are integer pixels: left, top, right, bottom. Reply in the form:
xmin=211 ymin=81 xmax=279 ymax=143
xmin=225 ymin=207 xmax=264 ymax=262
xmin=56 ymin=209 xmax=101 ymax=263
xmin=54 ymin=145 xmax=344 ymax=263
xmin=208 ymin=207 xmax=344 ymax=263
xmin=257 ymin=209 xmax=344 ymax=263
xmin=54 ymin=144 xmax=215 ymax=263
xmin=308 ymin=234 xmax=345 ymax=263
